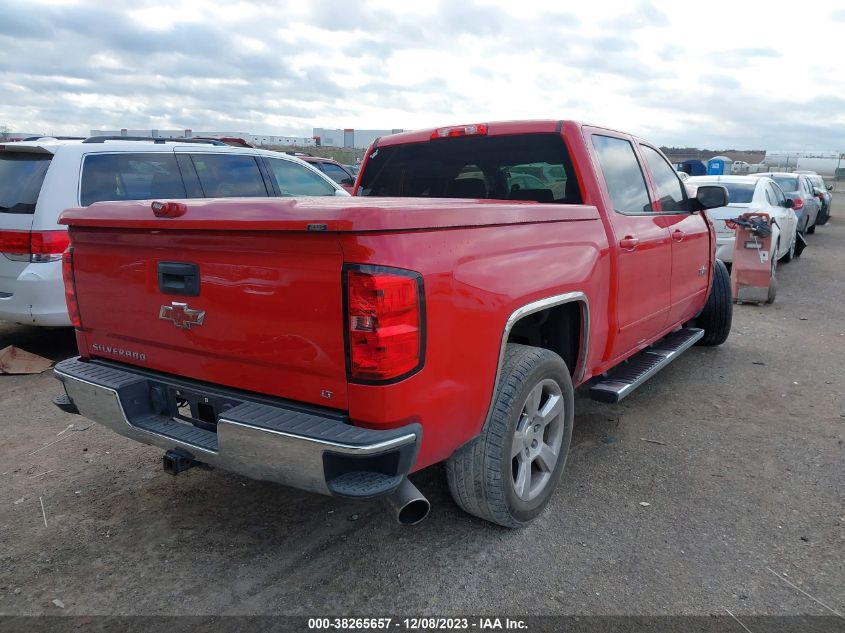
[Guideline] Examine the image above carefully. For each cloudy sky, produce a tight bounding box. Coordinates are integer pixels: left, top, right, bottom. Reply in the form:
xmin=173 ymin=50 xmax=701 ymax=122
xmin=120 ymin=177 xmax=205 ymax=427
xmin=1 ymin=0 xmax=844 ymax=150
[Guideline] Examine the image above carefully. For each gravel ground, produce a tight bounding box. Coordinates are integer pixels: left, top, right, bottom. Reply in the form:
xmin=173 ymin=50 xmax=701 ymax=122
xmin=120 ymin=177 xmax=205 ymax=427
xmin=0 ymin=199 xmax=842 ymax=618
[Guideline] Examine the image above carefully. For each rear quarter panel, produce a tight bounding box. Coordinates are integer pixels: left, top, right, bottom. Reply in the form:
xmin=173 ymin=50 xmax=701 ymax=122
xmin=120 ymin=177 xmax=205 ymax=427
xmin=340 ymin=218 xmax=610 ymax=470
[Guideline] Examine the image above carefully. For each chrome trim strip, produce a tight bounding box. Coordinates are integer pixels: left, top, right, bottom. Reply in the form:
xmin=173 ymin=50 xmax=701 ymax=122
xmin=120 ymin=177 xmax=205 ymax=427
xmin=217 ymin=417 xmax=416 ymax=455
xmin=481 ymin=291 xmax=590 ymax=431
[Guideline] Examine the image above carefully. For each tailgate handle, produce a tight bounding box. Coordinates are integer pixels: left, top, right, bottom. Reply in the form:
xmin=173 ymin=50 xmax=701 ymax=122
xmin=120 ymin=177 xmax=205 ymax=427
xmin=158 ymin=262 xmax=200 ymax=296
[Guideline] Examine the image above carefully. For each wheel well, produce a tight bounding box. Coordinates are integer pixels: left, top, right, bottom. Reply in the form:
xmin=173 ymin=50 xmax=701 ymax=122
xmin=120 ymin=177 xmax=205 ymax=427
xmin=506 ymin=302 xmax=583 ymax=377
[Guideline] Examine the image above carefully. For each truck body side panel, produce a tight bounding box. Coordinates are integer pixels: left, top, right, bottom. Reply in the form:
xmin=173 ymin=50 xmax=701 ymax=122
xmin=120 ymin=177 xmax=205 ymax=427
xmin=338 ymin=218 xmax=610 ymax=470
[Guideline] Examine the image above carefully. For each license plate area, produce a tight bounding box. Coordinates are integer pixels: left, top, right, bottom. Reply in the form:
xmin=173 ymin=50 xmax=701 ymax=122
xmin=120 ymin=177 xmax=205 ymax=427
xmin=149 ymin=383 xmax=239 ymax=433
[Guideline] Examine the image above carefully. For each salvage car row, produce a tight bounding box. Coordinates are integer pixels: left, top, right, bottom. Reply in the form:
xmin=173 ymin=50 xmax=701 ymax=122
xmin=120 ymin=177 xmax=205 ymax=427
xmin=0 ymin=121 xmax=829 ymax=529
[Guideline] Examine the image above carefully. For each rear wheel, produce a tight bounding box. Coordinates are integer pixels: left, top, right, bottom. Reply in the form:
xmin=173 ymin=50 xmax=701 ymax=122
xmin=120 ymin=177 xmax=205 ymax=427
xmin=695 ymin=259 xmax=732 ymax=346
xmin=794 ymin=232 xmax=807 ymax=258
xmin=807 ymin=219 xmax=816 ymax=234
xmin=779 ymin=233 xmax=795 ymax=263
xmin=446 ymin=344 xmax=574 ymax=528
xmin=766 ymin=253 xmax=778 ymax=304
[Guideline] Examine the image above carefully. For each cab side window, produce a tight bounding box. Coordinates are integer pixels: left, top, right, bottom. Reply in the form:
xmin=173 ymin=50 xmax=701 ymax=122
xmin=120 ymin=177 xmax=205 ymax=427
xmin=640 ymin=145 xmax=689 ymax=212
xmin=592 ymin=135 xmax=652 ymax=214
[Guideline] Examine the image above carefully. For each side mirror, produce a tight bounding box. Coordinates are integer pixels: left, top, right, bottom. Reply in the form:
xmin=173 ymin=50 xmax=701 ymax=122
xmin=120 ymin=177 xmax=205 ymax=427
xmin=827 ymin=184 xmax=834 ymax=191
xmin=784 ymin=198 xmax=795 ymax=208
xmin=695 ymin=185 xmax=728 ymax=209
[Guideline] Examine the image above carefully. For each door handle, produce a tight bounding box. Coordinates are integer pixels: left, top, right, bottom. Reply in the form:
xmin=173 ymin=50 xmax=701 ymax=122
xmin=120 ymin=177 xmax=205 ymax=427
xmin=619 ymin=236 xmax=639 ymax=251
xmin=672 ymin=229 xmax=686 ymax=242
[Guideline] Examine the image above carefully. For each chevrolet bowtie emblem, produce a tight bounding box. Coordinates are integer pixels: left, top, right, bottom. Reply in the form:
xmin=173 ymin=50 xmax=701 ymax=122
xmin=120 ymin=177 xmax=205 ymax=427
xmin=159 ymin=302 xmax=205 ymax=329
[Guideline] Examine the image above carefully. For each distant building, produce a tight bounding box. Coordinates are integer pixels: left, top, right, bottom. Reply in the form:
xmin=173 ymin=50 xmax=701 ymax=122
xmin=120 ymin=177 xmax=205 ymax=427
xmin=1 ymin=130 xmax=49 ymax=141
xmin=762 ymin=150 xmax=845 ymax=178
xmin=313 ymin=128 xmax=404 ymax=149
xmin=89 ymin=129 xmax=316 ymax=146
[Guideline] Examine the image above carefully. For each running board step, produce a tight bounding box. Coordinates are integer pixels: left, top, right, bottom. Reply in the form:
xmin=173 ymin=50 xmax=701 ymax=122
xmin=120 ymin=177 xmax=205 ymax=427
xmin=590 ymin=328 xmax=704 ymax=404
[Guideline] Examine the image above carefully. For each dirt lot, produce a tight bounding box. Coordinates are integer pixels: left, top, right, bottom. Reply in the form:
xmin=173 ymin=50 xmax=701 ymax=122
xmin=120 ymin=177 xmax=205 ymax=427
xmin=1 ymin=200 xmax=843 ymax=618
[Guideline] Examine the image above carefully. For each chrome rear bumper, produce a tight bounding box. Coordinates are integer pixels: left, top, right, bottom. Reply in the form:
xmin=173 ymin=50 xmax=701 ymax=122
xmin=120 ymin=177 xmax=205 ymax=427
xmin=54 ymin=357 xmax=420 ymax=498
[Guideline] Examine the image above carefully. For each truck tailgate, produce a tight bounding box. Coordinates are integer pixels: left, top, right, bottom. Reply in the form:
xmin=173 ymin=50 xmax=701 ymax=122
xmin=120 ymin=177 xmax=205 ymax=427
xmin=70 ymin=228 xmax=348 ymax=409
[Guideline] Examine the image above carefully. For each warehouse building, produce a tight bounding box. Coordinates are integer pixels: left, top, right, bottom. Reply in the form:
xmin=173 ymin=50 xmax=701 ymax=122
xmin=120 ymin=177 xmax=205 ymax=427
xmin=312 ymin=128 xmax=404 ymax=149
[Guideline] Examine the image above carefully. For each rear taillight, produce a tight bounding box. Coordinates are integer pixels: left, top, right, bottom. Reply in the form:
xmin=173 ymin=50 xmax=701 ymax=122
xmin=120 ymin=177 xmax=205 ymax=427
xmin=345 ymin=266 xmax=425 ymax=382
xmin=62 ymin=247 xmax=82 ymax=329
xmin=792 ymin=197 xmax=804 ymax=211
xmin=0 ymin=230 xmax=70 ymax=262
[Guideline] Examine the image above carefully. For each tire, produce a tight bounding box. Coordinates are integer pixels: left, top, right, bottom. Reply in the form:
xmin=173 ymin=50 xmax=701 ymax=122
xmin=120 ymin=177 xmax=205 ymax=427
xmin=695 ymin=259 xmax=732 ymax=346
xmin=779 ymin=233 xmax=795 ymax=263
xmin=766 ymin=255 xmax=777 ymax=304
xmin=794 ymin=232 xmax=807 ymax=258
xmin=817 ymin=209 xmax=830 ymax=226
xmin=446 ymin=344 xmax=574 ymax=528
xmin=807 ymin=219 xmax=816 ymax=234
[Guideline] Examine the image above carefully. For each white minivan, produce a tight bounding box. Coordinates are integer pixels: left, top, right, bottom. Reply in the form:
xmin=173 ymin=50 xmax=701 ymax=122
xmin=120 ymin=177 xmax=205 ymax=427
xmin=0 ymin=137 xmax=348 ymax=326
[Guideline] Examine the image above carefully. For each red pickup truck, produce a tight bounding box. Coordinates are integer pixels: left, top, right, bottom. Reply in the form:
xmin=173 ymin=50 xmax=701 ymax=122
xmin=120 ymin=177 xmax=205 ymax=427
xmin=54 ymin=120 xmax=732 ymax=528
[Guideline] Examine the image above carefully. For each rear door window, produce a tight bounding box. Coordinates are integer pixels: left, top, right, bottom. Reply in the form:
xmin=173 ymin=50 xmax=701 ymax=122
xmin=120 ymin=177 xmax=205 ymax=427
xmin=592 ymin=135 xmax=652 ymax=214
xmin=0 ymin=153 xmax=52 ymax=213
xmin=640 ymin=145 xmax=689 ymax=212
xmin=191 ymin=154 xmax=269 ymax=198
xmin=264 ymin=158 xmax=337 ymax=196
xmin=81 ymin=153 xmax=186 ymax=205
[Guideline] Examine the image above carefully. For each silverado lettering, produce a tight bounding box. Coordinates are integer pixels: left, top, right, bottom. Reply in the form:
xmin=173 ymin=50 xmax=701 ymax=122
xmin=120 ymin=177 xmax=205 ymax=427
xmin=54 ymin=120 xmax=733 ymax=528
xmin=91 ymin=344 xmax=146 ymax=362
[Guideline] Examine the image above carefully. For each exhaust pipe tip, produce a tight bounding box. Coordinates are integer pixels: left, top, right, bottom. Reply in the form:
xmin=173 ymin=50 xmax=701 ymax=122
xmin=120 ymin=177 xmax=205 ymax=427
xmin=385 ymin=478 xmax=430 ymax=525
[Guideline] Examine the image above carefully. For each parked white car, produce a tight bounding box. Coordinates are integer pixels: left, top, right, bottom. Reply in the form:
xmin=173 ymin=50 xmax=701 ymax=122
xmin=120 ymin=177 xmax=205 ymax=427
xmin=0 ymin=136 xmax=348 ymax=326
xmin=685 ymin=175 xmax=799 ymax=265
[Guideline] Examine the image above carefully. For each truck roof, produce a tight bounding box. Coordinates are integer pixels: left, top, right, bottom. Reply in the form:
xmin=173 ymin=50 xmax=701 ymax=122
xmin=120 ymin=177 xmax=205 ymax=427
xmin=370 ymin=119 xmax=648 ymax=149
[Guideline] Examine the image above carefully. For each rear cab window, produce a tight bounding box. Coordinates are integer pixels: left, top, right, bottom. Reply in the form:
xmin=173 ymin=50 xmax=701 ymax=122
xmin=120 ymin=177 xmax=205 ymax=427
xmin=591 ymin=135 xmax=651 ymax=214
xmin=81 ymin=153 xmax=187 ymax=206
xmin=358 ymin=133 xmax=582 ymax=204
xmin=0 ymin=152 xmax=52 ymax=213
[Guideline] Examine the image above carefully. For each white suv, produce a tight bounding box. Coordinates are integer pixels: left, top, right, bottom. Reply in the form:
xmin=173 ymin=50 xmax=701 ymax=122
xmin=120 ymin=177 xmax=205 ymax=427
xmin=0 ymin=136 xmax=348 ymax=326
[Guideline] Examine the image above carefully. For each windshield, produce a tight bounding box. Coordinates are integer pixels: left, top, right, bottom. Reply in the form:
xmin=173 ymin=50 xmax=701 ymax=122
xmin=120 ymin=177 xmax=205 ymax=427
xmin=358 ymin=133 xmax=582 ymax=204
xmin=771 ymin=176 xmax=798 ymax=192
xmin=0 ymin=153 xmax=52 ymax=214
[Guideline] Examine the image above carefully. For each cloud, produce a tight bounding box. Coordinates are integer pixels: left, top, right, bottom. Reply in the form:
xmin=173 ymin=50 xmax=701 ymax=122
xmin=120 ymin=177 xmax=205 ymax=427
xmin=0 ymin=0 xmax=841 ymax=150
